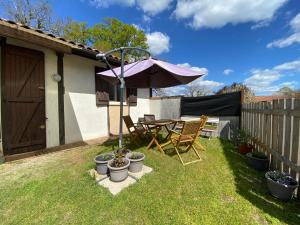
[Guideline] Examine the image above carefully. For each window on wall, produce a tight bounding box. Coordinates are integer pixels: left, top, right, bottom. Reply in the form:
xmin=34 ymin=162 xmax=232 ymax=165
xmin=95 ymin=67 xmax=137 ymax=106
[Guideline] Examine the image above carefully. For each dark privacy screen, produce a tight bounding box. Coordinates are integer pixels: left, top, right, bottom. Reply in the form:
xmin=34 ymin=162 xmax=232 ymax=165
xmin=181 ymin=92 xmax=241 ymax=117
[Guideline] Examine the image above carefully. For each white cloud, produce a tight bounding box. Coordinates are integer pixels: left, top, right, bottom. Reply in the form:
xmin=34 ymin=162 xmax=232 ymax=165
xmin=273 ymin=59 xmax=300 ymax=71
xmin=223 ymin=69 xmax=234 ymax=75
xmin=290 ymin=12 xmax=300 ymax=31
xmin=161 ymin=63 xmax=223 ymax=96
xmin=280 ymin=81 xmax=298 ymax=88
xmin=267 ymin=12 xmax=300 ymax=48
xmin=146 ymin=32 xmax=170 ymax=55
xmin=267 ymin=32 xmax=300 ymax=48
xmin=143 ymin=15 xmax=151 ymax=23
xmin=177 ymin=63 xmax=222 ymax=88
xmin=173 ymin=0 xmax=287 ymax=29
xmin=244 ymin=69 xmax=282 ymax=93
xmin=190 ymin=79 xmax=224 ymax=88
xmin=177 ymin=63 xmax=208 ymax=75
xmin=136 ymin=0 xmax=173 ymax=15
xmin=244 ymin=58 xmax=300 ymax=94
xmin=90 ymin=0 xmax=134 ymax=8
xmin=90 ymin=0 xmax=173 ymax=15
xmin=251 ymin=19 xmax=272 ymax=30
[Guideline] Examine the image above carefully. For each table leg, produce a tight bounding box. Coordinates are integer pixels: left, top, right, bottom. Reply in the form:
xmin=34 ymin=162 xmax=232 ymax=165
xmin=163 ymin=122 xmax=177 ymax=141
xmin=147 ymin=137 xmax=155 ymax=149
xmin=154 ymin=138 xmax=165 ymax=154
xmin=146 ymin=125 xmax=166 ymax=154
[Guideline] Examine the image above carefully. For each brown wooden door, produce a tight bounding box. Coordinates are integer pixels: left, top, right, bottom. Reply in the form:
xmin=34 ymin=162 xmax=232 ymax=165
xmin=2 ymin=45 xmax=46 ymax=155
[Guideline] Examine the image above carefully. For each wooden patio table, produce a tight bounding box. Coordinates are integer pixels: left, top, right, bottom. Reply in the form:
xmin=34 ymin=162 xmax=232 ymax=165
xmin=141 ymin=119 xmax=180 ymax=153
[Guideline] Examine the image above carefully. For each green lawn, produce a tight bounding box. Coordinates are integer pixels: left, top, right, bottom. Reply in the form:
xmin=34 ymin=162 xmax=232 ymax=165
xmin=0 ymin=138 xmax=299 ymax=225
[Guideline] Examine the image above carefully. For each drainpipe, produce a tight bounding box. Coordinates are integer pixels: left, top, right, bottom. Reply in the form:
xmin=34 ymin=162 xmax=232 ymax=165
xmin=0 ymin=37 xmax=5 ymax=163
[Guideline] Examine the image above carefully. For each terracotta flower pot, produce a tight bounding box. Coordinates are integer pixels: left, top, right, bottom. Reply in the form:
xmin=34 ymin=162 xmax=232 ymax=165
xmin=239 ymin=143 xmax=253 ymax=154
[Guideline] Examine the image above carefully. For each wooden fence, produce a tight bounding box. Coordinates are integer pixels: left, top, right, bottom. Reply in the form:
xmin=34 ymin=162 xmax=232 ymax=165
xmin=242 ymin=98 xmax=300 ymax=193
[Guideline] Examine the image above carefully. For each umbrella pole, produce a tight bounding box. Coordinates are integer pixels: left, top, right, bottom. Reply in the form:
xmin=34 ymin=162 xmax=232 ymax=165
xmin=96 ymin=47 xmax=151 ymax=149
xmin=119 ymin=49 xmax=125 ymax=148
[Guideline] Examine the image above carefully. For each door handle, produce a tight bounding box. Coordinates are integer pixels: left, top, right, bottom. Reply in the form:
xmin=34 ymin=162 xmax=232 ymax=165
xmin=38 ymin=86 xmax=45 ymax=90
xmin=39 ymin=125 xmax=45 ymax=129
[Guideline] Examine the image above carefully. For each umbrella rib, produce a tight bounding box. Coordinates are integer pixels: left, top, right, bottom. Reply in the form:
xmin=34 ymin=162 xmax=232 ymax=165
xmin=123 ymin=59 xmax=145 ymax=74
xmin=102 ymin=56 xmax=122 ymax=82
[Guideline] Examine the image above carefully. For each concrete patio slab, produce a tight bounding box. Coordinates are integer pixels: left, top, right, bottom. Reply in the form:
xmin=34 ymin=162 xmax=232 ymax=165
xmin=89 ymin=165 xmax=153 ymax=195
xmin=129 ymin=165 xmax=153 ymax=180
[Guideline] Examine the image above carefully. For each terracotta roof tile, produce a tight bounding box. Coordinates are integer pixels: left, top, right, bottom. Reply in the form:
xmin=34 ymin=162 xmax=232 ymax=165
xmin=0 ymin=17 xmax=109 ymax=57
xmin=253 ymin=96 xmax=284 ymax=102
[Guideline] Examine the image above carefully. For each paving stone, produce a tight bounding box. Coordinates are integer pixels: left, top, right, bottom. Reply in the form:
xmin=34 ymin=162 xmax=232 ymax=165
xmin=89 ymin=165 xmax=153 ymax=195
xmin=99 ymin=176 xmax=137 ymax=195
xmin=129 ymin=165 xmax=153 ymax=180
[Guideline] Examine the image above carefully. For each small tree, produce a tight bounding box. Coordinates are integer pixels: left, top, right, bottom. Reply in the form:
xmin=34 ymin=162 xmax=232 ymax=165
xmin=275 ymin=87 xmax=300 ymax=98
xmin=91 ymin=18 xmax=148 ymax=51
xmin=62 ymin=18 xmax=149 ymax=60
xmin=63 ymin=20 xmax=90 ymax=45
xmin=153 ymin=88 xmax=167 ymax=97
xmin=216 ymin=82 xmax=254 ymax=103
xmin=184 ymin=83 xmax=211 ymax=97
xmin=3 ymin=0 xmax=65 ymax=35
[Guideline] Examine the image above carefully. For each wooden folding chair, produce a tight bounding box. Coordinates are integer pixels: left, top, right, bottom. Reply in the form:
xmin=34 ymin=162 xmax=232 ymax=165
xmin=123 ymin=115 xmax=146 ymax=145
xmin=195 ymin=115 xmax=208 ymax=151
xmin=144 ymin=114 xmax=159 ymax=134
xmin=166 ymin=116 xmax=207 ymax=166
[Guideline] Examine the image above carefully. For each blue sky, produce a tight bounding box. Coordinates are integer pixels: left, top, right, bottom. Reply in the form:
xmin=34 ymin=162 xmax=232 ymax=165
xmin=2 ymin=0 xmax=300 ymax=95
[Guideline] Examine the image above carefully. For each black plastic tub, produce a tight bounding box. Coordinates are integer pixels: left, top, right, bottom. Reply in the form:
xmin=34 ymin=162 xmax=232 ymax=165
xmin=265 ymin=171 xmax=299 ymax=201
xmin=246 ymin=152 xmax=269 ymax=171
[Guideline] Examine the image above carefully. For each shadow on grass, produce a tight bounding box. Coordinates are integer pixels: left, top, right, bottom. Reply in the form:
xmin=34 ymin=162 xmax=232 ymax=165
xmin=97 ymin=134 xmax=152 ymax=154
xmin=220 ymin=139 xmax=300 ymax=225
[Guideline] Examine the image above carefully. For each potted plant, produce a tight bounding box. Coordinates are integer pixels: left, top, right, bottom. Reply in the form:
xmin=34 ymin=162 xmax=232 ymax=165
xmin=246 ymin=151 xmax=269 ymax=171
xmin=94 ymin=153 xmax=114 ymax=175
xmin=237 ymin=130 xmax=253 ymax=154
xmin=107 ymin=148 xmax=130 ymax=182
xmin=265 ymin=170 xmax=299 ymax=201
xmin=126 ymin=152 xmax=145 ymax=173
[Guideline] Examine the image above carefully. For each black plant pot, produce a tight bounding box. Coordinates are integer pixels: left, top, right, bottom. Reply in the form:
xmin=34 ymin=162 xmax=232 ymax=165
xmin=265 ymin=171 xmax=299 ymax=201
xmin=246 ymin=152 xmax=269 ymax=171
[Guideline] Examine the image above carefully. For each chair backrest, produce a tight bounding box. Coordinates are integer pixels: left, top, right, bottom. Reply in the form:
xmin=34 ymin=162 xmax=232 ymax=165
xmin=199 ymin=115 xmax=208 ymax=130
xmin=138 ymin=117 xmax=146 ymax=123
xmin=181 ymin=121 xmax=202 ymax=137
xmin=181 ymin=115 xmax=208 ymax=137
xmin=144 ymin=114 xmax=155 ymax=121
xmin=123 ymin=115 xmax=135 ymax=133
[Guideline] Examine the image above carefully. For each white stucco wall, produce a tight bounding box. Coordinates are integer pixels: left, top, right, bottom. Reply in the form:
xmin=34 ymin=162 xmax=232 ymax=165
xmin=4 ymin=38 xmax=60 ymax=148
xmin=64 ymin=54 xmax=108 ymax=143
xmin=129 ymin=88 xmax=151 ymax=123
xmin=149 ymin=97 xmax=181 ymax=119
xmin=0 ymin=37 xmax=153 ymax=153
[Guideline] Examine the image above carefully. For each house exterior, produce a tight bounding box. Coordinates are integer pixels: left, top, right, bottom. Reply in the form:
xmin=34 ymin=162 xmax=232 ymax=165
xmin=253 ymin=96 xmax=284 ymax=102
xmin=0 ymin=18 xmax=153 ymax=161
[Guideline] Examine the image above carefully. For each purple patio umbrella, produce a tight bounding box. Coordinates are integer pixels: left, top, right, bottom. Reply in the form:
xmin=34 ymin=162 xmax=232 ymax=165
xmin=97 ymin=58 xmax=204 ymax=88
xmin=97 ymin=48 xmax=204 ymax=148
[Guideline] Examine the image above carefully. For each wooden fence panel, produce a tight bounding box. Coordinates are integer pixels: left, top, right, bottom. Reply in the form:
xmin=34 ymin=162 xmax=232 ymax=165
xmin=291 ymin=99 xmax=300 ymax=179
xmin=242 ymin=98 xmax=300 ymax=196
xmin=283 ymin=99 xmax=292 ymax=173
